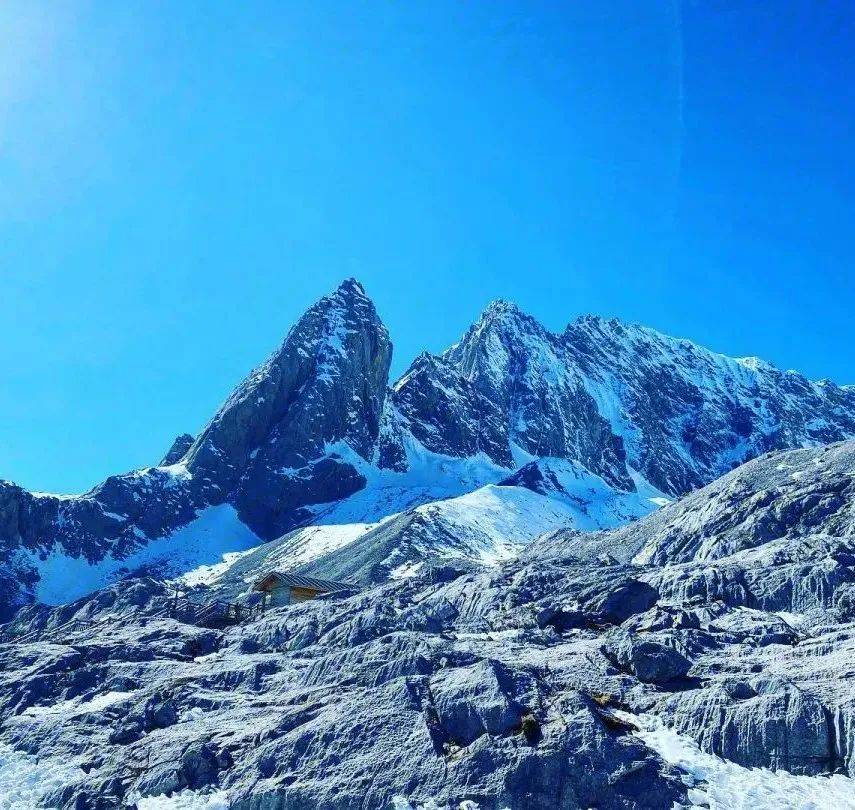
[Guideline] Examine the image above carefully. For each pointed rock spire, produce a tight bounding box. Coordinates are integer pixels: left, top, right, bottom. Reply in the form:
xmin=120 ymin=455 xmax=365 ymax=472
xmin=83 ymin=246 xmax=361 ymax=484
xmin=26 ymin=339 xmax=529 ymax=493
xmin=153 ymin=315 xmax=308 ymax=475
xmin=185 ymin=279 xmax=393 ymax=535
xmin=159 ymin=433 xmax=194 ymax=466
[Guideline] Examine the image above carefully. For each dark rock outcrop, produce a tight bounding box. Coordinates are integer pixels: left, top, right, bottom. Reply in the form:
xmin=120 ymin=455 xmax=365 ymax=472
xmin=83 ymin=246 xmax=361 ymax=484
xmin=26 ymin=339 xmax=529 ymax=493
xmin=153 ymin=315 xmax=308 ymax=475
xmin=603 ymin=632 xmax=692 ymax=684
xmin=185 ymin=277 xmax=392 ymax=535
xmin=159 ymin=433 xmax=195 ymax=466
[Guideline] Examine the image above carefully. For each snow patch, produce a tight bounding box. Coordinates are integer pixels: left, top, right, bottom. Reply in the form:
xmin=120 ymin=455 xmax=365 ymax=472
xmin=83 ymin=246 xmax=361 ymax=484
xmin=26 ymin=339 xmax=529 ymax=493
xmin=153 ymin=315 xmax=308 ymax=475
xmin=390 ymin=561 xmax=424 ymax=579
xmin=26 ymin=505 xmax=261 ymax=605
xmin=392 ymin=799 xmax=491 ymax=810
xmin=0 ymin=743 xmax=86 ymax=809
xmin=20 ymin=691 xmax=135 ymax=719
xmin=621 ymin=712 xmax=855 ymax=809
xmin=135 ymin=790 xmax=231 ymax=809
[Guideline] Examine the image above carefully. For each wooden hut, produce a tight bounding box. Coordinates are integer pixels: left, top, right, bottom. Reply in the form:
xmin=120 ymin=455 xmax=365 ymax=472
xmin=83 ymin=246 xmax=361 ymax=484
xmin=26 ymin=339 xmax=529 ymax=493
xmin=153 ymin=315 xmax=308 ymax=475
xmin=252 ymin=571 xmax=355 ymax=608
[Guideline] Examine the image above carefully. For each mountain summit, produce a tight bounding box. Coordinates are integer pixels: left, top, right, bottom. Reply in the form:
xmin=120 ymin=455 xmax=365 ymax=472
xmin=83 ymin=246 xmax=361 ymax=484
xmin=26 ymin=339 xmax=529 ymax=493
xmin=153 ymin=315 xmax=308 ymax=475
xmin=1 ymin=280 xmax=853 ymax=616
xmin=183 ymin=277 xmax=392 ymax=535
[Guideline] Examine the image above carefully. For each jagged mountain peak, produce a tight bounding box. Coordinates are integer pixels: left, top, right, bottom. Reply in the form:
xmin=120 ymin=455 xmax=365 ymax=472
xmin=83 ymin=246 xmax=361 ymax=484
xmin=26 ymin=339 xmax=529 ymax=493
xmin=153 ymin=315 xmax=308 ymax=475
xmin=177 ymin=279 xmax=392 ymax=535
xmin=3 ymin=281 xmax=855 ymax=620
xmin=395 ymin=350 xmax=444 ymax=380
xmin=436 ymin=301 xmax=635 ymax=491
xmin=565 ymin=312 xmax=713 ymax=355
xmin=333 ymin=276 xmax=368 ymax=296
xmin=319 ymin=277 xmax=378 ymax=320
xmin=565 ymin=313 xmax=796 ymax=385
xmin=466 ymin=297 xmax=551 ymax=343
xmin=479 ymin=297 xmax=525 ymax=319
xmin=560 ymin=311 xmax=855 ymax=494
xmin=159 ymin=432 xmax=195 ymax=466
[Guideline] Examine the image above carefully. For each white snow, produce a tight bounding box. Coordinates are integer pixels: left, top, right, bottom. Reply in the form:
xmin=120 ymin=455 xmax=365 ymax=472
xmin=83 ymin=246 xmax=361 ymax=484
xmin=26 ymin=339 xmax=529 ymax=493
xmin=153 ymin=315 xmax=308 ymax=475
xmin=177 ymin=548 xmax=258 ymax=587
xmin=25 ymin=505 xmax=261 ymax=605
xmin=189 ymin=520 xmax=383 ymax=589
xmin=313 ymin=435 xmax=514 ymax=526
xmin=302 ymin=440 xmax=664 ymax=571
xmin=392 ymin=799 xmax=489 ymax=810
xmin=414 ymin=484 xmax=577 ymax=562
xmin=135 ymin=790 xmax=231 ymax=809
xmin=0 ymin=743 xmax=86 ymax=809
xmin=19 ymin=690 xmax=135 ymax=719
xmin=390 ymin=561 xmax=424 ymax=579
xmin=620 ymin=712 xmax=855 ymax=809
xmin=0 ymin=724 xmax=233 ymax=807
xmin=270 ymin=522 xmax=379 ymax=567
xmin=213 ymin=448 xmax=668 ymax=584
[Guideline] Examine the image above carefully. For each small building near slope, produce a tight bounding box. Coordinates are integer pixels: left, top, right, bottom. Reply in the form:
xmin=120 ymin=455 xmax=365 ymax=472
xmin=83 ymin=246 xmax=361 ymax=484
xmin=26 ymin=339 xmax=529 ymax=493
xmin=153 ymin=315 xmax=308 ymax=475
xmin=252 ymin=571 xmax=356 ymax=608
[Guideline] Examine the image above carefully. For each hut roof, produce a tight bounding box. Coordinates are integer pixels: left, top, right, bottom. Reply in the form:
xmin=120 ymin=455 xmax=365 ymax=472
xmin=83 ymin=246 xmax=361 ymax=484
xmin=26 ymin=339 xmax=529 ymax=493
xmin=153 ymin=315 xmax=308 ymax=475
xmin=253 ymin=570 xmax=356 ymax=594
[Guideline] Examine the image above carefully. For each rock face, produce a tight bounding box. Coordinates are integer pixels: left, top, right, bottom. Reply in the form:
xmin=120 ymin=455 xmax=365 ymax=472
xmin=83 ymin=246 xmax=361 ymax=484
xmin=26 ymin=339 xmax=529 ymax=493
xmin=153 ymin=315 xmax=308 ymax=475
xmin=440 ymin=301 xmax=634 ymax=490
xmin=575 ymin=439 xmax=855 ymax=569
xmin=2 ymin=280 xmax=855 ymax=619
xmin=185 ymin=277 xmax=392 ymax=536
xmin=561 ymin=315 xmax=855 ymax=495
xmin=602 ymin=632 xmax=692 ymax=684
xmin=0 ymin=280 xmax=392 ymax=616
xmin=2 ymin=441 xmax=855 ymax=806
xmin=0 ymin=564 xmax=689 ymax=809
xmin=159 ymin=433 xmax=195 ymax=466
xmin=390 ymin=352 xmax=512 ymax=466
xmin=528 ymin=441 xmax=855 ymax=777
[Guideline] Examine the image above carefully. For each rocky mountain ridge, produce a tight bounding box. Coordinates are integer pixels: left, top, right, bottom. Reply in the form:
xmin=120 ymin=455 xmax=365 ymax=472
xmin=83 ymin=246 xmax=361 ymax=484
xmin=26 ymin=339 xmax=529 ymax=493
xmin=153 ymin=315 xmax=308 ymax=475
xmin=1 ymin=278 xmax=854 ymax=617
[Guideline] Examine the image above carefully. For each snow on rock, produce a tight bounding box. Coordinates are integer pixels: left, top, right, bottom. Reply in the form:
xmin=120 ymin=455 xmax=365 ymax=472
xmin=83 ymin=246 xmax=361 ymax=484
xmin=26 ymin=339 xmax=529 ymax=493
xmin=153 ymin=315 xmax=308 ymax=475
xmin=2 ymin=440 xmax=855 ymax=809
xmin=498 ymin=457 xmax=664 ymax=529
xmin=3 ymin=280 xmax=854 ymax=618
xmin=135 ymin=789 xmax=231 ymax=809
xmin=0 ymin=743 xmax=86 ymax=810
xmin=392 ymin=799 xmax=487 ymax=810
xmin=20 ymin=690 xmax=136 ymax=719
xmin=563 ymin=314 xmax=855 ymax=496
xmin=623 ymin=712 xmax=855 ymax=810
xmin=292 ymin=477 xmax=655 ymax=586
xmin=26 ymin=505 xmax=260 ymax=605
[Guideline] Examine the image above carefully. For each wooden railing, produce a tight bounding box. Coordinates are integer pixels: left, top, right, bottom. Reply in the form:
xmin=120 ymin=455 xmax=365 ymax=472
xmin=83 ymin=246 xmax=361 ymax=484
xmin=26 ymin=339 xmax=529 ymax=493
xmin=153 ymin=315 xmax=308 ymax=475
xmin=168 ymin=596 xmax=265 ymax=627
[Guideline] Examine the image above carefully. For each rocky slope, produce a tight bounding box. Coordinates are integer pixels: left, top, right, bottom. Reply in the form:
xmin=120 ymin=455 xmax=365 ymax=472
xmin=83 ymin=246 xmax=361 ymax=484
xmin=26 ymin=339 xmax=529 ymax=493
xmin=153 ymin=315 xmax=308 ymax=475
xmin=203 ymin=465 xmax=661 ymax=595
xmin=2 ymin=441 xmax=855 ymax=808
xmin=2 ymin=280 xmax=854 ymax=619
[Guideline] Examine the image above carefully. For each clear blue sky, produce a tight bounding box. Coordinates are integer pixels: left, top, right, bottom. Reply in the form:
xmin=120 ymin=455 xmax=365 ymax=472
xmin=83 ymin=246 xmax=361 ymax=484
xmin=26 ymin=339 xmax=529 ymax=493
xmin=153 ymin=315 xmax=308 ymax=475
xmin=2 ymin=1 xmax=854 ymax=493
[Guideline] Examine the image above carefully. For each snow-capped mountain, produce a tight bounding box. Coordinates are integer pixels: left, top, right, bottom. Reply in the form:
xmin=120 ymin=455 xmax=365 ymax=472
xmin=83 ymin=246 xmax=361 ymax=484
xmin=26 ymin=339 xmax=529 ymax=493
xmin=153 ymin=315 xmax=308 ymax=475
xmin=1 ymin=279 xmax=854 ymax=617
xmin=201 ymin=462 xmax=663 ymax=596
xmin=562 ymin=314 xmax=855 ymax=494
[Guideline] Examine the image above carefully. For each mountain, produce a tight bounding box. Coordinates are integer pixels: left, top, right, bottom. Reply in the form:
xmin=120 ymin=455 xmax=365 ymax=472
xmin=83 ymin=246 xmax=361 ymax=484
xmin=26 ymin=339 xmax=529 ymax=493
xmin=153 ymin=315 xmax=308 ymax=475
xmin=3 ymin=441 xmax=855 ymax=808
xmin=413 ymin=301 xmax=855 ymax=496
xmin=561 ymin=315 xmax=855 ymax=494
xmin=201 ymin=463 xmax=661 ymax=596
xmin=0 ymin=280 xmax=392 ymax=618
xmin=2 ymin=279 xmax=854 ymax=618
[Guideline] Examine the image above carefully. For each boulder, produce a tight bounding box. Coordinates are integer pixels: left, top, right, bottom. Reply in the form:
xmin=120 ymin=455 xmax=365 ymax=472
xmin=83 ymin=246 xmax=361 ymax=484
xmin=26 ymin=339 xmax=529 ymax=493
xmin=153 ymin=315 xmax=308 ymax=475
xmin=603 ymin=633 xmax=692 ymax=684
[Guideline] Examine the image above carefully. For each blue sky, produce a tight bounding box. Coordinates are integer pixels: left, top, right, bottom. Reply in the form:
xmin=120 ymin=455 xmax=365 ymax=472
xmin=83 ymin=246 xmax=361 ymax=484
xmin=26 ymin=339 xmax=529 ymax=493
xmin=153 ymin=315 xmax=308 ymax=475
xmin=2 ymin=1 xmax=854 ymax=493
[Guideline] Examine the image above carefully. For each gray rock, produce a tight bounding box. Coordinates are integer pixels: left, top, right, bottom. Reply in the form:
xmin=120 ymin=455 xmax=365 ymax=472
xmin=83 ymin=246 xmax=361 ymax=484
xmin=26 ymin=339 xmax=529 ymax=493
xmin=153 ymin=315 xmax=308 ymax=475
xmin=431 ymin=660 xmax=525 ymax=746
xmin=603 ymin=633 xmax=692 ymax=684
